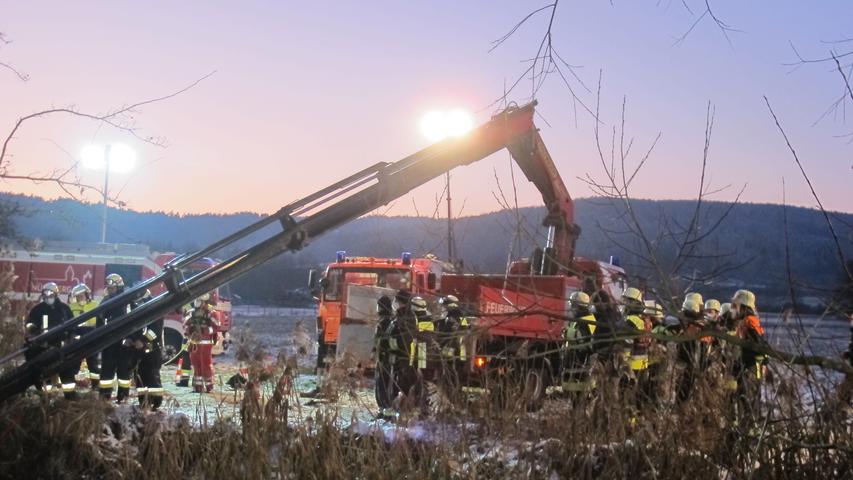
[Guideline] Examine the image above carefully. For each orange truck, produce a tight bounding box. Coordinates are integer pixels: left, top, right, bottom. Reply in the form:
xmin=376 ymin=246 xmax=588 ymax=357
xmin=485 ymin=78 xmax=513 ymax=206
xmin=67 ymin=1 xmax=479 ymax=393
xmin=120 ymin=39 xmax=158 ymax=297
xmin=309 ymin=251 xmax=451 ymax=369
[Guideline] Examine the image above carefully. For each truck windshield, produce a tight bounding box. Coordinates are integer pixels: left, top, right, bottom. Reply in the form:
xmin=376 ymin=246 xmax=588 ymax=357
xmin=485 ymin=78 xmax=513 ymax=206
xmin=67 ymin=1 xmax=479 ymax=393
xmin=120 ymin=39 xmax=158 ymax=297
xmin=324 ymin=268 xmax=411 ymax=301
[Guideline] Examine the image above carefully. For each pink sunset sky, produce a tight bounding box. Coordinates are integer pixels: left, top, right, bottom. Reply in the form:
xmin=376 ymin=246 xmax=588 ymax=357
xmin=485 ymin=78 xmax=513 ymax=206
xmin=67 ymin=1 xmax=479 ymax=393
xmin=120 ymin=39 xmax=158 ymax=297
xmin=1 ymin=1 xmax=851 ymax=216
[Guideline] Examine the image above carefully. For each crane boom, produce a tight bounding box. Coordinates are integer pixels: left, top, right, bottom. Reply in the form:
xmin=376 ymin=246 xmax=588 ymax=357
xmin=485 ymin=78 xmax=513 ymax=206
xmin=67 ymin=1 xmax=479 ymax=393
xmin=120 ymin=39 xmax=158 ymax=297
xmin=0 ymin=101 xmax=578 ymax=401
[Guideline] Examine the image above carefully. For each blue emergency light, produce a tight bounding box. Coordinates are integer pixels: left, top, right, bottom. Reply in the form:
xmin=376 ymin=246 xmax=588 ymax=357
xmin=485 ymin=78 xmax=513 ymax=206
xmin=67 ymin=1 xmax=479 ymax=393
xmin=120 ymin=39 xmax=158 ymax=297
xmin=609 ymin=255 xmax=621 ymax=267
xmin=402 ymin=251 xmax=412 ymax=265
xmin=336 ymin=250 xmax=346 ymax=263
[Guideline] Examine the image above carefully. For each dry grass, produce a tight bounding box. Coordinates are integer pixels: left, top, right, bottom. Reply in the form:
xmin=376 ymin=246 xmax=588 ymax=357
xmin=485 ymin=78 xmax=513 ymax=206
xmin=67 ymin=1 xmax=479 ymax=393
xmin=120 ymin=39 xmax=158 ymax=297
xmin=0 ymin=354 xmax=850 ymax=480
xmin=0 ymin=315 xmax=850 ymax=479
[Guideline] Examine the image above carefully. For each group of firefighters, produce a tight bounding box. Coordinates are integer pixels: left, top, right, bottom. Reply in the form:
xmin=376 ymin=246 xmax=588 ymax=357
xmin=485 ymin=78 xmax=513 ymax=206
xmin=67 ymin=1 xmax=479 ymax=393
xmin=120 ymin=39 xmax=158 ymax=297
xmin=373 ymin=289 xmax=469 ymax=412
xmin=373 ymin=285 xmax=774 ymax=421
xmin=563 ymin=287 xmax=769 ymax=422
xmin=24 ymin=274 xmax=221 ymax=408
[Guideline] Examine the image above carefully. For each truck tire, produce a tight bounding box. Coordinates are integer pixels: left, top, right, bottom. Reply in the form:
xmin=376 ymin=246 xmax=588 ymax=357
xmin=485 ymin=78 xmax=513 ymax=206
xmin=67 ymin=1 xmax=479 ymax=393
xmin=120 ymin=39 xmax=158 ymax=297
xmin=521 ymin=367 xmax=550 ymax=412
xmin=163 ymin=326 xmax=188 ymax=365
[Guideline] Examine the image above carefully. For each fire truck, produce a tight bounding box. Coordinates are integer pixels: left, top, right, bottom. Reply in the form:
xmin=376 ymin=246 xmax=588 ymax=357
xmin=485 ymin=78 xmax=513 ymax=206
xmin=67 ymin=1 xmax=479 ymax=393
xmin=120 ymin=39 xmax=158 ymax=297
xmin=0 ymin=101 xmax=626 ymax=405
xmin=309 ymin=251 xmax=452 ymax=368
xmin=0 ymin=241 xmax=233 ymax=361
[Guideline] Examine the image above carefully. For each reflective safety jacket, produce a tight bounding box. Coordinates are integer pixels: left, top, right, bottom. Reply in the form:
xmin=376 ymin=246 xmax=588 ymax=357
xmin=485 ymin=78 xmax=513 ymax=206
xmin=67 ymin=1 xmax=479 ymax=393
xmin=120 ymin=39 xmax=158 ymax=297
xmin=184 ymin=306 xmax=219 ymax=346
xmin=564 ymin=314 xmax=597 ymax=349
xmin=409 ymin=315 xmax=435 ymax=370
xmin=71 ymin=300 xmax=100 ymax=327
xmin=438 ymin=313 xmax=469 ymax=361
xmin=736 ymin=314 xmax=766 ymax=379
xmin=624 ymin=314 xmax=651 ymax=371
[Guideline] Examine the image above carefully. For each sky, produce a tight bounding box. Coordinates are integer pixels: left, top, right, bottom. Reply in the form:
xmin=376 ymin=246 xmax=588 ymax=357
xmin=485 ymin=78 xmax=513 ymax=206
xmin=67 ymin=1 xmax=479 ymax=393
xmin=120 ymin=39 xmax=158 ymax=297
xmin=1 ymin=1 xmax=851 ymax=217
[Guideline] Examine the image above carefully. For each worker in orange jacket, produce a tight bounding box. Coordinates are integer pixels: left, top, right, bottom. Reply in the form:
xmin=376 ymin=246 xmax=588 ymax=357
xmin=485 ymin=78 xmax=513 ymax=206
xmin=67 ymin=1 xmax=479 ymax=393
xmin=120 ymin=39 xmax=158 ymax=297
xmin=184 ymin=293 xmax=220 ymax=393
xmin=730 ymin=289 xmax=767 ymax=423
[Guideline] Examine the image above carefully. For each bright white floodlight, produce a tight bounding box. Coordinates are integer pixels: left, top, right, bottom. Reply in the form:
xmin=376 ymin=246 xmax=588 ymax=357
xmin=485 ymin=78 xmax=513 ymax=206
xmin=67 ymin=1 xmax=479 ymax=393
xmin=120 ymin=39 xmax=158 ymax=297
xmin=445 ymin=109 xmax=473 ymax=137
xmin=80 ymin=143 xmax=136 ymax=173
xmin=420 ymin=109 xmax=473 ymax=142
xmin=80 ymin=143 xmax=136 ymax=243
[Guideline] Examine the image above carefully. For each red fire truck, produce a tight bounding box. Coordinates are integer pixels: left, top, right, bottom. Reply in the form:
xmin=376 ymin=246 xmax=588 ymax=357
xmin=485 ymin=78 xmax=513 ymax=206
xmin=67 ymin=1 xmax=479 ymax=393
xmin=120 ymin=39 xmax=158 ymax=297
xmin=309 ymin=251 xmax=452 ymax=368
xmin=0 ymin=241 xmax=232 ymax=360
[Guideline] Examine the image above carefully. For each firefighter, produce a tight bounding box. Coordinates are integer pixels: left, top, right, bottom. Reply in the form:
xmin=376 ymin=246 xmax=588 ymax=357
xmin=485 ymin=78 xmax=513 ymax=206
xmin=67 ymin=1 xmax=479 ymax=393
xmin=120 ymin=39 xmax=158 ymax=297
xmin=621 ymin=287 xmax=650 ymax=374
xmin=408 ymin=297 xmax=435 ymax=376
xmin=373 ymin=295 xmax=396 ymax=411
xmin=730 ymin=289 xmax=767 ymax=423
xmin=129 ymin=290 xmax=164 ymax=410
xmin=643 ymin=300 xmax=666 ymax=405
xmin=704 ymin=299 xmax=721 ymax=325
xmin=405 ymin=296 xmax=435 ymax=411
xmin=25 ymin=282 xmax=78 ymax=398
xmin=98 ymin=273 xmax=136 ymax=402
xmin=387 ymin=289 xmax=416 ymax=401
xmin=437 ymin=295 xmax=467 ymax=366
xmin=184 ymin=293 xmax=220 ymax=393
xmin=718 ymin=302 xmax=740 ymax=393
xmin=69 ymin=283 xmax=100 ymax=389
xmin=562 ymin=291 xmax=597 ymax=394
xmin=675 ymin=294 xmax=705 ymax=404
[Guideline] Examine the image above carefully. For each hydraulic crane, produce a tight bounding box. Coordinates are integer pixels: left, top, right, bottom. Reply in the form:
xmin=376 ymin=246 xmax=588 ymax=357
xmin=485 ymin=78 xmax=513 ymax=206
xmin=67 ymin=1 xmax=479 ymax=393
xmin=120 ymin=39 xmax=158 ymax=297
xmin=0 ymin=101 xmax=581 ymax=402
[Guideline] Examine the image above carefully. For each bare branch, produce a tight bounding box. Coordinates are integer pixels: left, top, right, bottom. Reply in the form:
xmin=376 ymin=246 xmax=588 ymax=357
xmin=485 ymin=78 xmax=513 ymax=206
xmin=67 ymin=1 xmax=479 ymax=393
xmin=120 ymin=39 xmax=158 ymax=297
xmin=764 ymin=96 xmax=851 ymax=280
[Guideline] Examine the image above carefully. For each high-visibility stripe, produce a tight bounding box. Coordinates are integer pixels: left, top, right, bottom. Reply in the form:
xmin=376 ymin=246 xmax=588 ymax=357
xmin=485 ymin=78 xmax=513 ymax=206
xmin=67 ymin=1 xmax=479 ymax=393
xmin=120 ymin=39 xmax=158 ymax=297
xmin=147 ymin=388 xmax=164 ymax=396
xmin=118 ymin=379 xmax=132 ymax=388
xmin=561 ymin=379 xmax=596 ymax=392
xmin=88 ymin=373 xmax=100 ymax=380
xmin=99 ymin=379 xmax=116 ymax=388
xmin=191 ymin=340 xmax=215 ymax=345
xmin=629 ymin=354 xmax=649 ymax=371
xmin=136 ymin=387 xmax=148 ymax=394
xmin=42 ymin=315 xmax=49 ymax=331
xmin=61 ymin=383 xmax=77 ymax=392
xmin=626 ymin=315 xmax=644 ymax=331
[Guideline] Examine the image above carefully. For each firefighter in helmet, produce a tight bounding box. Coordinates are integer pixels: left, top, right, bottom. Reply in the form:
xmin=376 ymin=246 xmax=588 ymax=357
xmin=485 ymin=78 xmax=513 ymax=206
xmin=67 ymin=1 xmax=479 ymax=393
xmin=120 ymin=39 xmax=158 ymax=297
xmin=729 ymin=289 xmax=767 ymax=424
xmin=437 ymin=295 xmax=467 ymax=364
xmin=408 ymin=297 xmax=435 ymax=375
xmin=385 ymin=289 xmax=415 ymax=399
xmin=373 ymin=295 xmax=397 ymax=411
xmin=128 ymin=290 xmax=164 ymax=409
xmin=674 ymin=293 xmax=704 ymax=403
xmin=98 ymin=273 xmax=136 ymax=402
xmin=26 ymin=282 xmax=78 ymax=398
xmin=70 ymin=283 xmax=101 ymax=389
xmin=184 ymin=293 xmax=220 ymax=393
xmin=562 ymin=291 xmax=597 ymax=394
xmin=704 ymin=299 xmax=722 ymax=325
xmin=621 ymin=287 xmax=650 ymax=374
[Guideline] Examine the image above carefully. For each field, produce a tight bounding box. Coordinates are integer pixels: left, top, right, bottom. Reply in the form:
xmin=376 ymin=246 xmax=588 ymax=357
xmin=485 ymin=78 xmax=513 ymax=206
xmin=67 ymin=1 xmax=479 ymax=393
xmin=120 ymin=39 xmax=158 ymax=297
xmin=0 ymin=310 xmax=850 ymax=479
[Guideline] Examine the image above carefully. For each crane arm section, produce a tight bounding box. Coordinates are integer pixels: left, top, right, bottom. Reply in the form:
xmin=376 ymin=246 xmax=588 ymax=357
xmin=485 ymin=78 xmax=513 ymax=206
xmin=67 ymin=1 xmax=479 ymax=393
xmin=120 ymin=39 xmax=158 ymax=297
xmin=0 ymin=101 xmax=577 ymax=401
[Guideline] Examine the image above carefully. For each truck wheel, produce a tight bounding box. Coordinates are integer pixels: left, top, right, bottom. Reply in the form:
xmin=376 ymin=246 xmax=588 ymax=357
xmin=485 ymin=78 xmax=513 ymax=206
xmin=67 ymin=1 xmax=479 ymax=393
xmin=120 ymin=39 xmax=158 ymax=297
xmin=521 ymin=367 xmax=549 ymax=412
xmin=163 ymin=327 xmax=187 ymax=365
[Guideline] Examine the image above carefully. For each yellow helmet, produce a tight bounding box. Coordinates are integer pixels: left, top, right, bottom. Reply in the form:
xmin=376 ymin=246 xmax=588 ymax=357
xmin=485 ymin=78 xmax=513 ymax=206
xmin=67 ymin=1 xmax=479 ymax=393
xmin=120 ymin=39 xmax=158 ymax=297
xmin=410 ymin=296 xmax=429 ymax=315
xmin=643 ymin=300 xmax=663 ymax=318
xmin=704 ymin=299 xmax=721 ymax=313
xmin=682 ymin=297 xmax=702 ymax=314
xmin=685 ymin=292 xmax=703 ymax=306
xmin=719 ymin=302 xmax=732 ymax=316
xmin=731 ymin=289 xmax=756 ymax=311
xmin=569 ymin=291 xmax=591 ymax=308
xmin=622 ymin=287 xmax=643 ymax=304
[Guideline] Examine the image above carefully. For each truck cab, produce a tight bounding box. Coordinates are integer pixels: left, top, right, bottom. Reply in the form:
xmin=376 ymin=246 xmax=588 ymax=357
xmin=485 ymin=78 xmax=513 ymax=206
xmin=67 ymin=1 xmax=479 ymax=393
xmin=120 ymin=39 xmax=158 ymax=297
xmin=310 ymin=251 xmax=449 ymax=367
